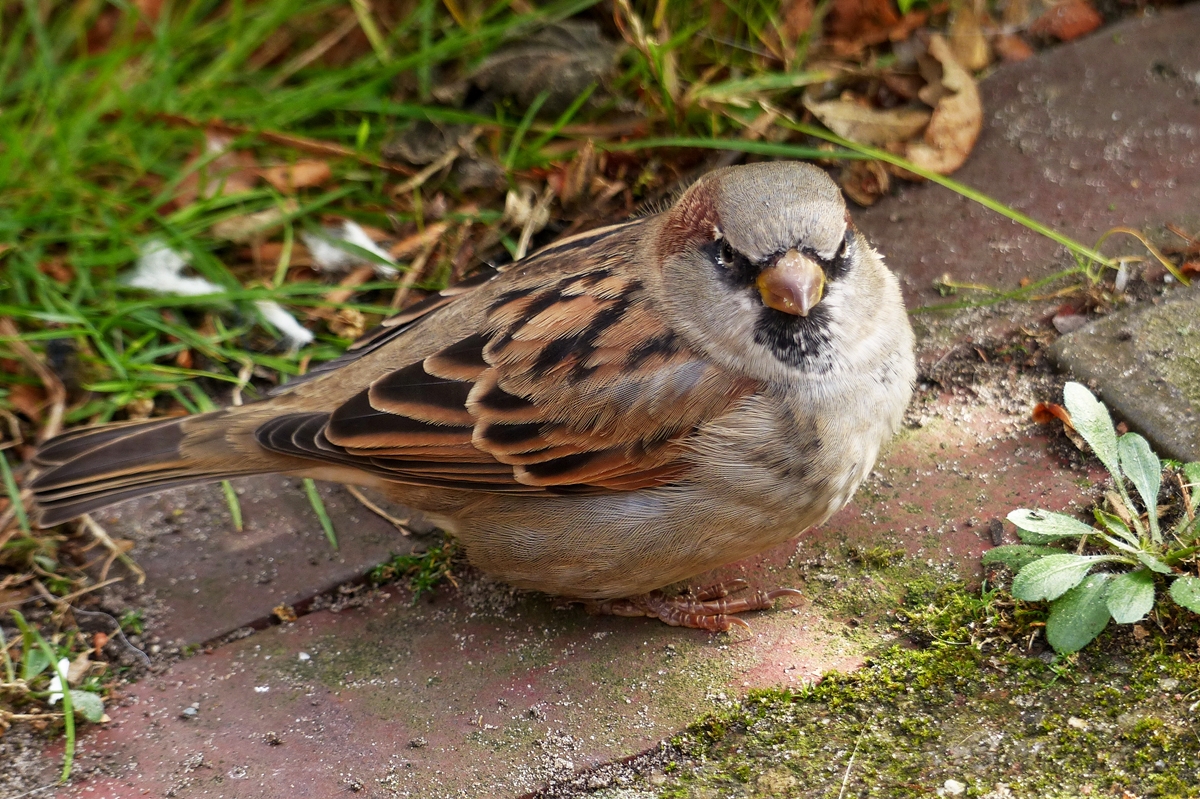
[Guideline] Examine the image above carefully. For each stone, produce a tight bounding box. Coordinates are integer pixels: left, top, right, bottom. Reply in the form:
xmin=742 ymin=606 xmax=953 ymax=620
xmin=1052 ymin=285 xmax=1200 ymax=462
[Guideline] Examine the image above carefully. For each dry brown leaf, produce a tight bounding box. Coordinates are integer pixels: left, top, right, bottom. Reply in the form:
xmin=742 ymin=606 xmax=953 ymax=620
xmin=1030 ymin=0 xmax=1103 ymax=41
xmin=903 ymin=34 xmax=982 ymax=176
xmin=8 ymin=383 xmax=46 ymax=423
xmin=826 ymin=0 xmax=927 ymax=54
xmin=87 ymin=0 xmax=163 ymax=54
xmin=246 ymin=241 xmax=315 ymax=269
xmin=273 ymin=604 xmax=298 ymax=623
xmin=258 ymin=160 xmax=333 ymax=193
xmin=67 ymin=650 xmax=93 ymax=686
xmin=993 ymin=33 xmax=1034 ymax=62
xmin=949 ymin=4 xmax=991 ymax=71
xmin=38 ymin=259 xmax=75 ymax=284
xmin=1003 ymin=0 xmax=1033 ymax=26
xmin=469 ymin=20 xmax=620 ymax=117
xmin=211 ymin=203 xmax=296 ymax=243
xmin=804 ymin=91 xmax=932 ymax=146
xmin=840 ymin=159 xmax=891 ymax=206
xmin=781 ymin=0 xmax=816 ymax=43
xmin=389 ymin=222 xmax=451 ymax=261
xmin=549 ymin=140 xmax=598 ymax=207
xmin=172 ymin=132 xmax=259 ymax=209
xmin=881 ymin=71 xmax=925 ymax=101
xmin=827 ymin=0 xmax=901 ymax=42
xmin=328 ymin=308 xmax=367 ymax=340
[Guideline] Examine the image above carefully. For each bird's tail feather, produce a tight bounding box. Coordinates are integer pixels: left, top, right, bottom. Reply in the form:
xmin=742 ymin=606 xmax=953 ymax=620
xmin=30 ymin=411 xmax=266 ymax=526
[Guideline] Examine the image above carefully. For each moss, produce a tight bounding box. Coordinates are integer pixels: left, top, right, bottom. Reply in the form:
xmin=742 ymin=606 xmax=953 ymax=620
xmin=622 ymin=582 xmax=1200 ymax=799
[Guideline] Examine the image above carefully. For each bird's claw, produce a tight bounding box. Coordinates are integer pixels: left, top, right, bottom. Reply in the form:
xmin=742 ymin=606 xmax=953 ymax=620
xmin=587 ymin=580 xmax=801 ymax=632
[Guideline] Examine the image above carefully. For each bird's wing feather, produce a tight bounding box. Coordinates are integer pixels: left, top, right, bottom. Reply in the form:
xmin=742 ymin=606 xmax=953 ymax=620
xmin=256 ymin=233 xmax=759 ymax=493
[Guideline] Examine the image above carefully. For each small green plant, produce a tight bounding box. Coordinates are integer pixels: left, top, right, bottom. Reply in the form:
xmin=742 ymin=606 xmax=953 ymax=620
xmin=368 ymin=540 xmax=459 ymax=603
xmin=118 ymin=609 xmax=145 ymax=635
xmin=984 ymin=382 xmax=1200 ymax=654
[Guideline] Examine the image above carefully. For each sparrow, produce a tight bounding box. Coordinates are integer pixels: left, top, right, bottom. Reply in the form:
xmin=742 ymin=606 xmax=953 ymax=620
xmin=31 ymin=162 xmax=916 ymax=631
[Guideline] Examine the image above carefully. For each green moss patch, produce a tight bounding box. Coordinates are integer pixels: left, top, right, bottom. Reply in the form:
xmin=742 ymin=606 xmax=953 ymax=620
xmin=610 ymin=581 xmax=1200 ymax=798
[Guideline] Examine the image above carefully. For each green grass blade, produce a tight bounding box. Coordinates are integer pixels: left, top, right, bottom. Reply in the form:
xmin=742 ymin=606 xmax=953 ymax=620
xmin=1 ymin=449 xmax=31 ymax=534
xmin=302 ymin=478 xmax=337 ymax=550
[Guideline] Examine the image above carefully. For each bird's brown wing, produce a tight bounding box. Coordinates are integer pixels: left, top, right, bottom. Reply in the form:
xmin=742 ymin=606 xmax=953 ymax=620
xmin=269 ymin=266 xmax=501 ymax=395
xmin=256 ymin=254 xmax=759 ymax=494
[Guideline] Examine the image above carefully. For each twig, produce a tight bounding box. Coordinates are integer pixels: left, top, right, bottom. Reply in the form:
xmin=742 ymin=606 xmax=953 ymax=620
xmin=151 ymin=113 xmax=416 ymax=176
xmin=345 ymin=485 xmax=412 ymax=535
xmin=390 ymin=233 xmax=444 ymax=310
xmin=0 ymin=318 xmax=66 ymax=442
xmin=267 ymin=12 xmax=360 ymax=89
xmin=79 ymin=514 xmax=145 ymax=585
xmin=515 ymin=188 xmax=555 ymax=261
xmin=0 ymin=407 xmax=24 ymax=448
xmin=230 ymin=360 xmax=254 ymax=407
xmin=392 ymin=127 xmax=483 ymax=196
xmin=51 ymin=577 xmax=125 ymax=606
xmin=389 ymin=221 xmax=451 ymax=261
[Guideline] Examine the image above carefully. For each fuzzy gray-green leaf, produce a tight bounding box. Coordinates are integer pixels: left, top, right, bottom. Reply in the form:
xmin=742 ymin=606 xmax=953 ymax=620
xmin=67 ymin=690 xmax=105 ymax=723
xmin=1118 ymin=433 xmax=1160 ymax=516
xmin=1093 ymin=509 xmax=1137 ymax=546
xmin=1012 ymin=553 xmax=1102 ymax=602
xmin=1169 ymin=575 xmax=1200 ymax=613
xmin=1007 ymin=509 xmax=1095 ymax=544
xmin=1105 ymin=570 xmax=1155 ymax=623
xmin=1063 ymin=382 xmax=1120 ymax=477
xmin=982 ymin=545 xmax=1064 ymax=572
xmin=1136 ymin=552 xmax=1173 ymax=574
xmin=1047 ymin=573 xmax=1113 ymax=653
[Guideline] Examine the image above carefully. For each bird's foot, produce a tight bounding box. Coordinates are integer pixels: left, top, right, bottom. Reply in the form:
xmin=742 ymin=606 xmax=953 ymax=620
xmin=586 ymin=579 xmax=801 ymax=632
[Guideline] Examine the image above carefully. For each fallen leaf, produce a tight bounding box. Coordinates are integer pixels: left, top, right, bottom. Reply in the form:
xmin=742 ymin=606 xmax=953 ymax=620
xmin=38 ymin=259 xmax=75 ymax=284
xmin=781 ymin=0 xmax=816 ymax=43
xmin=389 ymin=223 xmax=451 ymax=261
xmin=245 ymin=241 xmax=315 ymax=270
xmin=826 ymin=0 xmax=927 ymax=54
xmin=948 ymin=4 xmax=991 ymax=71
xmin=880 ymin=71 xmax=925 ymax=101
xmin=468 ymin=20 xmax=620 ymax=117
xmin=903 ymin=34 xmax=982 ymax=175
xmin=993 ymin=34 xmax=1035 ymax=62
xmin=258 ymin=160 xmax=333 ymax=193
xmin=827 ymin=0 xmax=900 ymax=43
xmin=840 ymin=159 xmax=891 ymax=206
xmin=1034 ymin=400 xmax=1087 ymax=450
xmin=87 ymin=0 xmax=163 ymax=53
xmin=1052 ymin=308 xmax=1089 ymax=333
xmin=1032 ymin=402 xmax=1073 ymax=429
xmin=1030 ymin=0 xmax=1103 ymax=42
xmin=549 ymin=140 xmax=598 ymax=207
xmin=1003 ymin=0 xmax=1033 ymax=26
xmin=211 ymin=203 xmax=296 ymax=243
xmin=273 ymin=604 xmax=298 ymax=623
xmin=328 ymin=308 xmax=367 ymax=340
xmin=68 ymin=650 xmax=93 ymax=686
xmin=804 ymin=90 xmax=932 ymax=145
xmin=172 ymin=132 xmax=259 ymax=209
xmin=8 ymin=383 xmax=46 ymax=422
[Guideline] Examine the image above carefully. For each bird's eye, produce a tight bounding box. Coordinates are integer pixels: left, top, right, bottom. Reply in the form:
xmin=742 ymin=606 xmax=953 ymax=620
xmin=720 ymin=240 xmax=736 ymax=267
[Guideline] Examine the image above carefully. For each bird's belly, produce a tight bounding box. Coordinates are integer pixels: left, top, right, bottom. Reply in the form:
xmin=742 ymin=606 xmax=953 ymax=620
xmin=447 ymin=473 xmax=848 ymax=599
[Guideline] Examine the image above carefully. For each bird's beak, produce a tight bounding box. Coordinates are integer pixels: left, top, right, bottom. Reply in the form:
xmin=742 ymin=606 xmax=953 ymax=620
xmin=756 ymin=249 xmax=825 ymax=316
